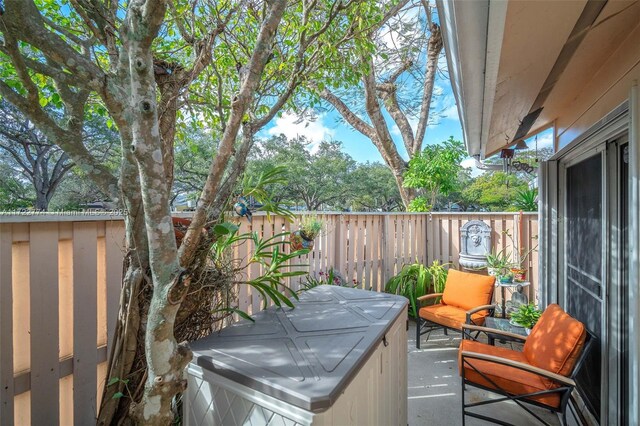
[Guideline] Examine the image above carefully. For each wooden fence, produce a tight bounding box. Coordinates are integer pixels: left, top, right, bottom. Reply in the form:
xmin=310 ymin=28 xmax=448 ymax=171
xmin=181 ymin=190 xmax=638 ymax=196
xmin=0 ymin=211 xmax=538 ymax=425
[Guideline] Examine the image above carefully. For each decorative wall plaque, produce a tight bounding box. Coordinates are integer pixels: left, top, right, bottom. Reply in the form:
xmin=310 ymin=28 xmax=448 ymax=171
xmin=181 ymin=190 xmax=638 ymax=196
xmin=459 ymin=220 xmax=491 ymax=269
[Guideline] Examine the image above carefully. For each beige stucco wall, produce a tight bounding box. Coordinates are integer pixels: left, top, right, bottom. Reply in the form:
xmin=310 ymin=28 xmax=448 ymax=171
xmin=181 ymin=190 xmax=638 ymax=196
xmin=556 ymin=22 xmax=640 ymax=149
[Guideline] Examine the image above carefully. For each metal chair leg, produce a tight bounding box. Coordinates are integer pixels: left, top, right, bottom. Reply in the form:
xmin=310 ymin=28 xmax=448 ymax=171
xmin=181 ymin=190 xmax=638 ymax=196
xmin=461 ymin=371 xmax=466 ymax=425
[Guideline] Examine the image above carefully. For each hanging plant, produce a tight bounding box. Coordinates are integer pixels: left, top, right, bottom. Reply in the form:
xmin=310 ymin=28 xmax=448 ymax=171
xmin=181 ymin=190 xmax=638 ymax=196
xmin=290 ymin=214 xmax=324 ymax=251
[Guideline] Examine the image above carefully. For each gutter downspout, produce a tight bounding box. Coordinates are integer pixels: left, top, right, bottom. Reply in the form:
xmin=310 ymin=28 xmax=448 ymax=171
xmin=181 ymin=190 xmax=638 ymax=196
xmin=472 ymin=155 xmax=503 ymax=171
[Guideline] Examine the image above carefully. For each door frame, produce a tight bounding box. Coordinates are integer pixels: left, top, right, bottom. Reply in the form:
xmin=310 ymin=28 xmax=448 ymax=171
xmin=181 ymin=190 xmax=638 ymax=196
xmin=541 ymin=102 xmax=630 ymax=424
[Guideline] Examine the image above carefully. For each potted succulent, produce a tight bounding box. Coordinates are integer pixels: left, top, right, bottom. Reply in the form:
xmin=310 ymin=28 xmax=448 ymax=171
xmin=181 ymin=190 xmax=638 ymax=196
xmin=290 ymin=215 xmax=324 ymax=251
xmin=510 ymin=303 xmax=542 ymax=334
xmin=498 ymin=271 xmax=514 ymax=284
xmin=486 ymin=248 xmax=514 ymax=277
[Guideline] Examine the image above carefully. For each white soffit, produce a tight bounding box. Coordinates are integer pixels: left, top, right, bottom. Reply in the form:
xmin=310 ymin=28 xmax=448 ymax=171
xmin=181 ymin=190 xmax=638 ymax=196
xmin=485 ymin=0 xmax=588 ymax=156
xmin=436 ymin=0 xmax=491 ymax=157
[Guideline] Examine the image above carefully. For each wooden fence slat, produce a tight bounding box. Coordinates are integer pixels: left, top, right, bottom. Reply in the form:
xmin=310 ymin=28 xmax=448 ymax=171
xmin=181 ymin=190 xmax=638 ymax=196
xmin=356 ymin=216 xmax=365 ymax=289
xmin=0 ymin=224 xmax=13 ymax=426
xmin=105 ymin=222 xmax=124 ymax=360
xmin=236 ymin=219 xmax=251 ymax=315
xmin=451 ymin=217 xmax=461 ymax=268
xmin=73 ymin=222 xmax=98 ymax=426
xmin=370 ymin=216 xmax=380 ymax=291
xmin=29 ymin=222 xmax=60 ymax=425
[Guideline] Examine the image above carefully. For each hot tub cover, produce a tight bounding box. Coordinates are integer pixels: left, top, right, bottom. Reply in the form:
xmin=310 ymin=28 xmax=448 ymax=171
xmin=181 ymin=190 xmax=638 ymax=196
xmin=189 ymin=285 xmax=408 ymax=411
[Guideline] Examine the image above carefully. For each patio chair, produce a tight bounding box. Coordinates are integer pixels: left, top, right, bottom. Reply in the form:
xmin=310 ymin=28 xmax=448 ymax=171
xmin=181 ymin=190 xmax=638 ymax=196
xmin=459 ymin=304 xmax=594 ymax=426
xmin=415 ymin=269 xmax=496 ymax=349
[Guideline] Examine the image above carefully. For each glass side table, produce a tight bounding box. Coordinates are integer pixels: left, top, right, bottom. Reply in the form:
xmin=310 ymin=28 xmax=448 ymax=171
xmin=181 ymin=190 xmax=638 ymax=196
xmin=484 ymin=317 xmax=528 ymax=345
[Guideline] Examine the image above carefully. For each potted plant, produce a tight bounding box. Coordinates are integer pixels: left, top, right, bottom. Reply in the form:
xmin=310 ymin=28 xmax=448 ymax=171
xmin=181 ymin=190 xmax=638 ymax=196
xmin=290 ymin=215 xmax=324 ymax=251
xmin=498 ymin=271 xmax=514 ymax=284
xmin=510 ymin=267 xmax=527 ymax=282
xmin=510 ymin=303 xmax=542 ymax=334
xmin=503 ymin=230 xmax=538 ymax=282
xmin=486 ymin=248 xmax=513 ymax=277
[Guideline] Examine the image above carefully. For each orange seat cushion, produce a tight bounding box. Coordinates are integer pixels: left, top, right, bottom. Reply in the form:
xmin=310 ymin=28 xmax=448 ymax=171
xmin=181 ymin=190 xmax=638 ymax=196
xmin=441 ymin=269 xmax=495 ymax=311
xmin=523 ymin=304 xmax=586 ymax=387
xmin=419 ymin=304 xmax=488 ymax=330
xmin=459 ymin=340 xmax=561 ymax=408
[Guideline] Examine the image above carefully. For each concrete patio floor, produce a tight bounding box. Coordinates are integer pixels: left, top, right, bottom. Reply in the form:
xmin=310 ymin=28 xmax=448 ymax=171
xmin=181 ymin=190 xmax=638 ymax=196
xmin=407 ymin=321 xmax=564 ymax=426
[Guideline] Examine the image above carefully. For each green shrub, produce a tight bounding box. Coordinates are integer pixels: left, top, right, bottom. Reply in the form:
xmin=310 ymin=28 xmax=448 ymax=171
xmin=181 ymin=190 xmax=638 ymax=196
xmin=510 ymin=303 xmax=542 ymax=329
xmin=384 ymin=260 xmax=450 ymax=318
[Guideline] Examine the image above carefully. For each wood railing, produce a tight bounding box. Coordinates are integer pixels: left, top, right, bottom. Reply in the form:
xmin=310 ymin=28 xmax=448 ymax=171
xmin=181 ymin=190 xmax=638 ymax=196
xmin=0 ymin=211 xmax=538 ymax=425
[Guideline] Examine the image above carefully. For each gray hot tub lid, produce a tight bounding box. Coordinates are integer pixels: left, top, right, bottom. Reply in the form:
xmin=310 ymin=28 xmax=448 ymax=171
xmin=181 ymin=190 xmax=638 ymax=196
xmin=189 ymin=286 xmax=407 ymax=412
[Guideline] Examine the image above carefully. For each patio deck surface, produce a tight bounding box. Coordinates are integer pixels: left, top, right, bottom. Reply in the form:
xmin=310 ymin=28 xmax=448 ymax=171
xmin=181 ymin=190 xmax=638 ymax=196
xmin=407 ymin=321 xmax=563 ymax=426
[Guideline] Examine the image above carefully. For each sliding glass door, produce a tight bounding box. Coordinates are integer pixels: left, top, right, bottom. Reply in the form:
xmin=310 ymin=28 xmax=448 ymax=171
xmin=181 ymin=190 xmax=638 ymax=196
xmin=559 ymin=135 xmax=630 ymax=424
xmin=564 ymin=153 xmax=604 ymax=420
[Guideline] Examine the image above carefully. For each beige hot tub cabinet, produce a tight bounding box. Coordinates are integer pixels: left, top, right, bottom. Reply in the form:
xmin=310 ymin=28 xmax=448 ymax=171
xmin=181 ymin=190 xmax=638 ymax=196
xmin=185 ymin=286 xmax=408 ymax=426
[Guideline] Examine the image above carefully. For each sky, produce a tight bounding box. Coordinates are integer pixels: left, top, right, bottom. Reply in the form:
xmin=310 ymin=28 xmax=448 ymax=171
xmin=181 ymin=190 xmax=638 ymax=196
xmin=257 ymin=3 xmax=555 ymax=176
xmin=262 ymin=95 xmax=463 ymax=163
xmin=259 ymin=89 xmax=554 ymax=177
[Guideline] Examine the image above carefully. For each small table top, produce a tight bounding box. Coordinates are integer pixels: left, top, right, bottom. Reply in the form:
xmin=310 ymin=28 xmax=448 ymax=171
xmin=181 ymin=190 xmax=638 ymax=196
xmin=484 ymin=317 xmax=528 ymax=342
xmin=495 ymin=280 xmax=530 ymax=288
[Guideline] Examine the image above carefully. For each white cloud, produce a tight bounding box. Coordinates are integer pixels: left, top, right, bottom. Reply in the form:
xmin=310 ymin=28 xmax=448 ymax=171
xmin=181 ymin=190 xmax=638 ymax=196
xmin=534 ymin=133 xmax=554 ymax=149
xmin=433 ymin=85 xmax=445 ymax=97
xmin=267 ymin=112 xmax=335 ymax=153
xmin=441 ymin=104 xmax=459 ymax=120
xmin=461 ymin=157 xmax=484 ymax=178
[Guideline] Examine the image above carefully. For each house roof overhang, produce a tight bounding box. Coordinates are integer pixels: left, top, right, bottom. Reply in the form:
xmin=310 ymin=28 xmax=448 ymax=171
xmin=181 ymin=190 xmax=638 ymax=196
xmin=437 ymin=0 xmax=640 ymax=159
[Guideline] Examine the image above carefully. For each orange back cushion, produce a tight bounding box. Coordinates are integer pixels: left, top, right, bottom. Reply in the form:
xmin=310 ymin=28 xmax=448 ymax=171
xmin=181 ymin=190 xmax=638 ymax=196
xmin=523 ymin=304 xmax=587 ymax=378
xmin=441 ymin=269 xmax=495 ymax=311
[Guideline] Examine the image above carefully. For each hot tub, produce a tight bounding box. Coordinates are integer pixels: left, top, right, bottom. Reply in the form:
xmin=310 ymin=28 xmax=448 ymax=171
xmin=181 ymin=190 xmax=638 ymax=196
xmin=184 ymin=285 xmax=408 ymax=425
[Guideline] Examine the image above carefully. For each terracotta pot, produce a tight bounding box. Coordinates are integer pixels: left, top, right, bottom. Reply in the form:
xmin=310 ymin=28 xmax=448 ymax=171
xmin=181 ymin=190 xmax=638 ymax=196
xmin=511 ymin=268 xmax=527 ymax=282
xmin=290 ymin=230 xmax=314 ymax=251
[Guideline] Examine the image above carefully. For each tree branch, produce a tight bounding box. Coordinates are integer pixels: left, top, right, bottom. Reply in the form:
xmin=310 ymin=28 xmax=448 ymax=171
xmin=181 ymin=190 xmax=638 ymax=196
xmin=413 ymin=21 xmax=442 ymax=153
xmin=179 ymin=0 xmax=288 ymax=267
xmin=0 ymin=80 xmax=119 ymax=200
xmin=377 ymin=80 xmax=415 ymax=155
xmin=315 ymin=84 xmax=376 ymax=139
xmin=3 ymin=0 xmax=106 ymax=92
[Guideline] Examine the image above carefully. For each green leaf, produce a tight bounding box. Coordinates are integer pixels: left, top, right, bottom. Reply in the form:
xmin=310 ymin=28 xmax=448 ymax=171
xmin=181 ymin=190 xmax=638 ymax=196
xmin=107 ymin=377 xmax=119 ymax=386
xmin=213 ymin=223 xmax=239 ymax=235
xmin=112 ymin=392 xmax=125 ymax=399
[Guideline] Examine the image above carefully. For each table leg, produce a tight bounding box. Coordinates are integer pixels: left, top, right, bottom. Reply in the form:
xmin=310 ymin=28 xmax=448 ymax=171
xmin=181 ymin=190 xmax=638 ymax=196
xmin=501 ymin=286 xmax=506 ymax=318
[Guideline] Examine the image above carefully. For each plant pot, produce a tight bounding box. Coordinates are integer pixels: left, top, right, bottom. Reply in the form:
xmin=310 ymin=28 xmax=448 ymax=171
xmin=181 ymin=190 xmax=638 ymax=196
xmin=498 ymin=275 xmax=513 ymax=284
xmin=290 ymin=230 xmax=314 ymax=251
xmin=487 ymin=267 xmax=500 ymax=277
xmin=511 ymin=268 xmax=527 ymax=282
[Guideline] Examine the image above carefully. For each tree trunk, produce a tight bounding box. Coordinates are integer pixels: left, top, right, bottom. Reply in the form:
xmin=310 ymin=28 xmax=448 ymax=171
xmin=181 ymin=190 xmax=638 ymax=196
xmin=34 ymin=191 xmax=48 ymax=210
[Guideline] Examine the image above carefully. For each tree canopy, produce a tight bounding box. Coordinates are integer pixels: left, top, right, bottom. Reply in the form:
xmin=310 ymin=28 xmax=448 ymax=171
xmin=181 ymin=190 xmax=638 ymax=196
xmin=403 ymin=136 xmax=466 ymax=211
